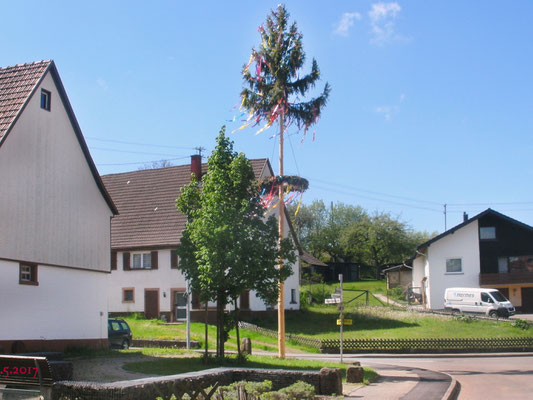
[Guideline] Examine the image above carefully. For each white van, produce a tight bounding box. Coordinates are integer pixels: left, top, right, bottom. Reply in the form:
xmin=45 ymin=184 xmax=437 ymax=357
xmin=444 ymin=287 xmax=515 ymax=317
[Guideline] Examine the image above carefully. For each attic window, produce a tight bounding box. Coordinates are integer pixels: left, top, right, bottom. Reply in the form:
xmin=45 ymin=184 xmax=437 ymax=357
xmin=480 ymin=227 xmax=496 ymax=240
xmin=40 ymin=89 xmax=51 ymax=111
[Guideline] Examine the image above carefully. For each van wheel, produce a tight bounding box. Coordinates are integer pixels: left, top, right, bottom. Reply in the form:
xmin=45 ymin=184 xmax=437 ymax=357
xmin=121 ymin=339 xmax=130 ymax=349
xmin=489 ymin=310 xmax=498 ymax=318
xmin=452 ymin=309 xmax=461 ymax=316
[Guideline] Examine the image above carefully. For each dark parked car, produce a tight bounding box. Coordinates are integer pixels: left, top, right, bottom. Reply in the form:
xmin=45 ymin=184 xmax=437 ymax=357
xmin=108 ymin=319 xmax=133 ymax=349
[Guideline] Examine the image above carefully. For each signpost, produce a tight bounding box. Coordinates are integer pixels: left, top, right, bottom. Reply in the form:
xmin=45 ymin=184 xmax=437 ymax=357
xmin=339 ymin=274 xmax=344 ymax=363
xmin=324 ymin=274 xmax=346 ymax=363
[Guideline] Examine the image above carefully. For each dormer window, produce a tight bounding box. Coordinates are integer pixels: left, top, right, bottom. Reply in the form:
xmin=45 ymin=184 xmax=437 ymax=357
xmin=480 ymin=226 xmax=496 ymax=240
xmin=40 ymin=89 xmax=51 ymax=111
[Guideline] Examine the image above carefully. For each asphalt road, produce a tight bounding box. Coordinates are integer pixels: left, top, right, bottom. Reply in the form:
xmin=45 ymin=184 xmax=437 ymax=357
xmin=323 ymin=353 xmax=533 ymax=400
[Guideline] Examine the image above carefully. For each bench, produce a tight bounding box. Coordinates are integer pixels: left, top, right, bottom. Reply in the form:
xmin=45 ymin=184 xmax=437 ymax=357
xmin=0 ymin=355 xmax=53 ymax=399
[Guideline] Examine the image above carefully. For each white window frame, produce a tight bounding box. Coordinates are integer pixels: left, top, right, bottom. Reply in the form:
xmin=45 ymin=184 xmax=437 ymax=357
xmin=445 ymin=258 xmax=463 ymax=274
xmin=132 ymin=252 xmax=152 ymax=269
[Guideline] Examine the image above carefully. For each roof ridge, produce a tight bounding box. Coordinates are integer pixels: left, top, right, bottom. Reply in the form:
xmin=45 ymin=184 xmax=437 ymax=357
xmin=0 ymin=60 xmax=52 ymax=71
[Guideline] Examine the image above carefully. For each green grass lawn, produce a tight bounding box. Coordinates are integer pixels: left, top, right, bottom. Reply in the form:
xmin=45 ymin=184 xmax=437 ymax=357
xmin=122 ymin=353 xmax=377 ymax=384
xmin=123 ymin=279 xmax=532 ymax=348
xmin=123 ymin=316 xmax=312 ymax=353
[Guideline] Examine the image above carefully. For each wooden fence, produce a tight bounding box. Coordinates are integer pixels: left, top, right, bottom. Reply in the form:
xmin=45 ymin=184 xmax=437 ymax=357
xmin=239 ymin=322 xmax=533 ymax=353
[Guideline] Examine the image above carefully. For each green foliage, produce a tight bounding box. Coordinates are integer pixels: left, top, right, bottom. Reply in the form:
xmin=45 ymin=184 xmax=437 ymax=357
xmin=453 ymin=314 xmax=474 ymax=323
xmin=512 ymin=318 xmax=530 ymax=330
xmin=388 ymin=287 xmax=405 ymax=302
xmin=176 ymin=128 xmax=295 ymax=356
xmin=130 ymin=312 xmax=145 ymax=320
xmin=241 ymin=4 xmax=329 ymax=137
xmin=218 ymin=380 xmax=273 ymax=399
xmin=156 ymin=380 xmax=315 ymax=400
xmin=261 ymin=381 xmax=315 ymax=400
xmin=289 ymin=200 xmax=434 ymax=270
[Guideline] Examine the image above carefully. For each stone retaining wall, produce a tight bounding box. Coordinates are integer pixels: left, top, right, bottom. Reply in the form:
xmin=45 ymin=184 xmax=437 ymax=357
xmin=51 ymin=367 xmax=339 ymax=399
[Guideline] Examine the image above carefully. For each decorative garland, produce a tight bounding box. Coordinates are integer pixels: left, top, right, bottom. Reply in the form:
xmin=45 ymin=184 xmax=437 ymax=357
xmin=260 ymin=175 xmax=309 ymax=193
xmin=259 ymin=175 xmax=308 ymax=216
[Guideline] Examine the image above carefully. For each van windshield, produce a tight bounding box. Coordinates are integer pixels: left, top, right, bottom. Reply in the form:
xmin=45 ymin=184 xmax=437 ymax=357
xmin=490 ymin=291 xmax=507 ymax=302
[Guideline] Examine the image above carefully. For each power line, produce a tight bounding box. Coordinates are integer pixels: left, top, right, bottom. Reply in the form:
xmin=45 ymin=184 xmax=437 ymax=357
xmin=86 ymin=136 xmax=197 ymax=150
xmin=96 ymin=156 xmax=190 ymax=166
xmin=310 ymin=183 xmax=442 ymax=213
xmin=310 ymin=177 xmax=443 ymax=206
xmin=90 ymin=146 xmax=187 ymax=158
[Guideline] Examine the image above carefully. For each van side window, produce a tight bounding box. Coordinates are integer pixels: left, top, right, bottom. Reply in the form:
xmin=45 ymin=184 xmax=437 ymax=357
xmin=481 ymin=293 xmax=493 ymax=303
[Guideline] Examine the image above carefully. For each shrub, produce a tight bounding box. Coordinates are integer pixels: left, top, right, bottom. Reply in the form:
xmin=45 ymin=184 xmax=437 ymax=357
xmin=453 ymin=314 xmax=473 ymax=323
xmin=511 ymin=318 xmax=530 ymax=330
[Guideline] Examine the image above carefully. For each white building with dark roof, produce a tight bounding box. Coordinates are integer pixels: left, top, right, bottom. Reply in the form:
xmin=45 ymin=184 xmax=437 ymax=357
xmin=102 ymin=156 xmax=304 ymax=322
xmin=0 ymin=60 xmax=117 ymax=353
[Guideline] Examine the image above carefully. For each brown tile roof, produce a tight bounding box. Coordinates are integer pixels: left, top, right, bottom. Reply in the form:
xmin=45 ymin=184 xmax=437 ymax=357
xmin=0 ymin=60 xmax=51 ymax=140
xmin=101 ymin=159 xmax=269 ymax=250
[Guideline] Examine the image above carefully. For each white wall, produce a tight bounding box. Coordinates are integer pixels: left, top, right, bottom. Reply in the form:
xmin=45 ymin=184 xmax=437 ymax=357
xmin=108 ymin=249 xmax=186 ymax=313
xmin=0 ymin=259 xmax=107 ymax=340
xmin=426 ymin=221 xmax=480 ymax=309
xmin=0 ymin=72 xmax=113 ymax=272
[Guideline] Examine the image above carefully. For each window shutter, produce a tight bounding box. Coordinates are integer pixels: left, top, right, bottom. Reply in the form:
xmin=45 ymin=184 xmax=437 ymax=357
xmin=151 ymin=251 xmax=158 ymax=269
xmin=123 ymin=252 xmax=130 ymax=270
xmin=111 ymin=250 xmax=117 ymax=270
xmin=170 ymin=250 xmax=178 ymax=269
xmin=192 ymin=292 xmax=200 ymax=309
xmin=240 ymin=290 xmax=250 ymax=310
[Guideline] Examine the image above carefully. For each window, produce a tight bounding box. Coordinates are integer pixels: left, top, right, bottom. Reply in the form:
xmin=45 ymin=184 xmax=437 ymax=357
xmin=19 ymin=263 xmax=38 ymax=285
xmin=122 ymin=288 xmax=134 ymax=303
xmin=170 ymin=250 xmax=179 ymax=269
xmin=40 ymin=89 xmax=51 ymax=111
xmin=132 ymin=253 xmax=151 ymax=269
xmin=481 ymin=292 xmax=493 ymax=303
xmin=446 ymin=258 xmax=462 ymax=273
xmin=480 ymin=226 xmax=496 ymax=240
xmin=290 ymin=289 xmax=297 ymax=304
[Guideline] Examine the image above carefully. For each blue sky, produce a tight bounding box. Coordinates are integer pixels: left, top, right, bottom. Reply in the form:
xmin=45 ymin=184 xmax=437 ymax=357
xmin=2 ymin=1 xmax=533 ymax=234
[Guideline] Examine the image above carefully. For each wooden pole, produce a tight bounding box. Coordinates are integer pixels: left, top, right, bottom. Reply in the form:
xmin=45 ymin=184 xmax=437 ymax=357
xmin=278 ymin=110 xmax=286 ymax=359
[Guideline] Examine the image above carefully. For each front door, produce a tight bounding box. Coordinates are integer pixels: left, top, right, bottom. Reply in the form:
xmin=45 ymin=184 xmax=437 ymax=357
xmin=174 ymin=291 xmax=187 ymax=321
xmin=521 ymin=287 xmax=533 ymax=313
xmin=144 ymin=289 xmax=159 ymax=319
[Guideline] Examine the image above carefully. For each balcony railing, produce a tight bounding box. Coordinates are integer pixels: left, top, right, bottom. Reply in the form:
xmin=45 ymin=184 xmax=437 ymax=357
xmin=479 ymin=272 xmax=533 ymax=285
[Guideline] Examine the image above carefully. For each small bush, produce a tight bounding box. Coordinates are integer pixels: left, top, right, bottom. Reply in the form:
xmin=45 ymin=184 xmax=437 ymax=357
xmin=511 ymin=318 xmax=530 ymax=330
xmin=453 ymin=314 xmax=474 ymax=323
xmin=131 ymin=312 xmax=145 ymax=320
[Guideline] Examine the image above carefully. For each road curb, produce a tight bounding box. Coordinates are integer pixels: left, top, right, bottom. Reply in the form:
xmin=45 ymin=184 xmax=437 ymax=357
xmin=442 ymin=376 xmax=461 ymax=400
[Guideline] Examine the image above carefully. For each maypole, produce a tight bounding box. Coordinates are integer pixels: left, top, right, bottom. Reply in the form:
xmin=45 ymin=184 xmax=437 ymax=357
xmin=238 ymin=4 xmax=330 ymax=358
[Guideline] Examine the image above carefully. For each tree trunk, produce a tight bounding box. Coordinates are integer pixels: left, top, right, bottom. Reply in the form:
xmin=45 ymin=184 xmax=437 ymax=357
xmin=204 ymin=301 xmax=209 ymax=363
xmin=216 ymin=290 xmax=226 ymax=358
xmin=234 ymin=297 xmax=242 ymax=359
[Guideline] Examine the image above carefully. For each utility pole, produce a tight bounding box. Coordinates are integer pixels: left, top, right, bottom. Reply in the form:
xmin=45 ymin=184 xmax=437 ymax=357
xmin=443 ymin=204 xmax=447 ymax=231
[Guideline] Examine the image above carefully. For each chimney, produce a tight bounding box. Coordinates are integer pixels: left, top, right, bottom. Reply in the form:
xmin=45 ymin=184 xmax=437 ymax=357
xmin=463 ymin=212 xmax=468 ymax=222
xmin=191 ymin=154 xmax=202 ymax=181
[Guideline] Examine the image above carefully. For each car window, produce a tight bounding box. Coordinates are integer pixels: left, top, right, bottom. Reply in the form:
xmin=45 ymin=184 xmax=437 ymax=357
xmin=119 ymin=322 xmax=129 ymax=331
xmin=111 ymin=321 xmax=121 ymax=331
xmin=481 ymin=293 xmax=493 ymax=303
xmin=491 ymin=291 xmax=507 ymax=302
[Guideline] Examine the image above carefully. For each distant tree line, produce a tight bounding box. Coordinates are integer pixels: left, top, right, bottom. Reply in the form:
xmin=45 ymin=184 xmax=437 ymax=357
xmin=288 ymin=200 xmax=435 ymax=275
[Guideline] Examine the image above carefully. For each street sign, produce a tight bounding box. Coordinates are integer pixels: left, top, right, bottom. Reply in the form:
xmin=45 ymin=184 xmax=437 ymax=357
xmin=325 ymin=298 xmax=341 ymax=304
xmin=337 ymin=319 xmax=352 ymax=325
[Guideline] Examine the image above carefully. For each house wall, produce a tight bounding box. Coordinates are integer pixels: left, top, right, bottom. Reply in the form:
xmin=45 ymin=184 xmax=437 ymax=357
xmin=426 ymin=220 xmax=480 ymax=309
xmin=0 ymin=72 xmax=112 ymax=272
xmin=412 ymin=256 xmax=425 ymax=291
xmin=108 ymin=249 xmax=184 ymax=315
xmin=0 ymin=259 xmax=107 ymax=343
xmin=109 ymin=247 xmax=300 ymax=316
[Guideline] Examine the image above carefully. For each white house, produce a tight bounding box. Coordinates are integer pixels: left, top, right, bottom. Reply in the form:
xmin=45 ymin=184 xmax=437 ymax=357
xmin=102 ymin=156 xmax=303 ymax=322
xmin=411 ymin=209 xmax=533 ymax=312
xmin=0 ymin=60 xmax=117 ymax=353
